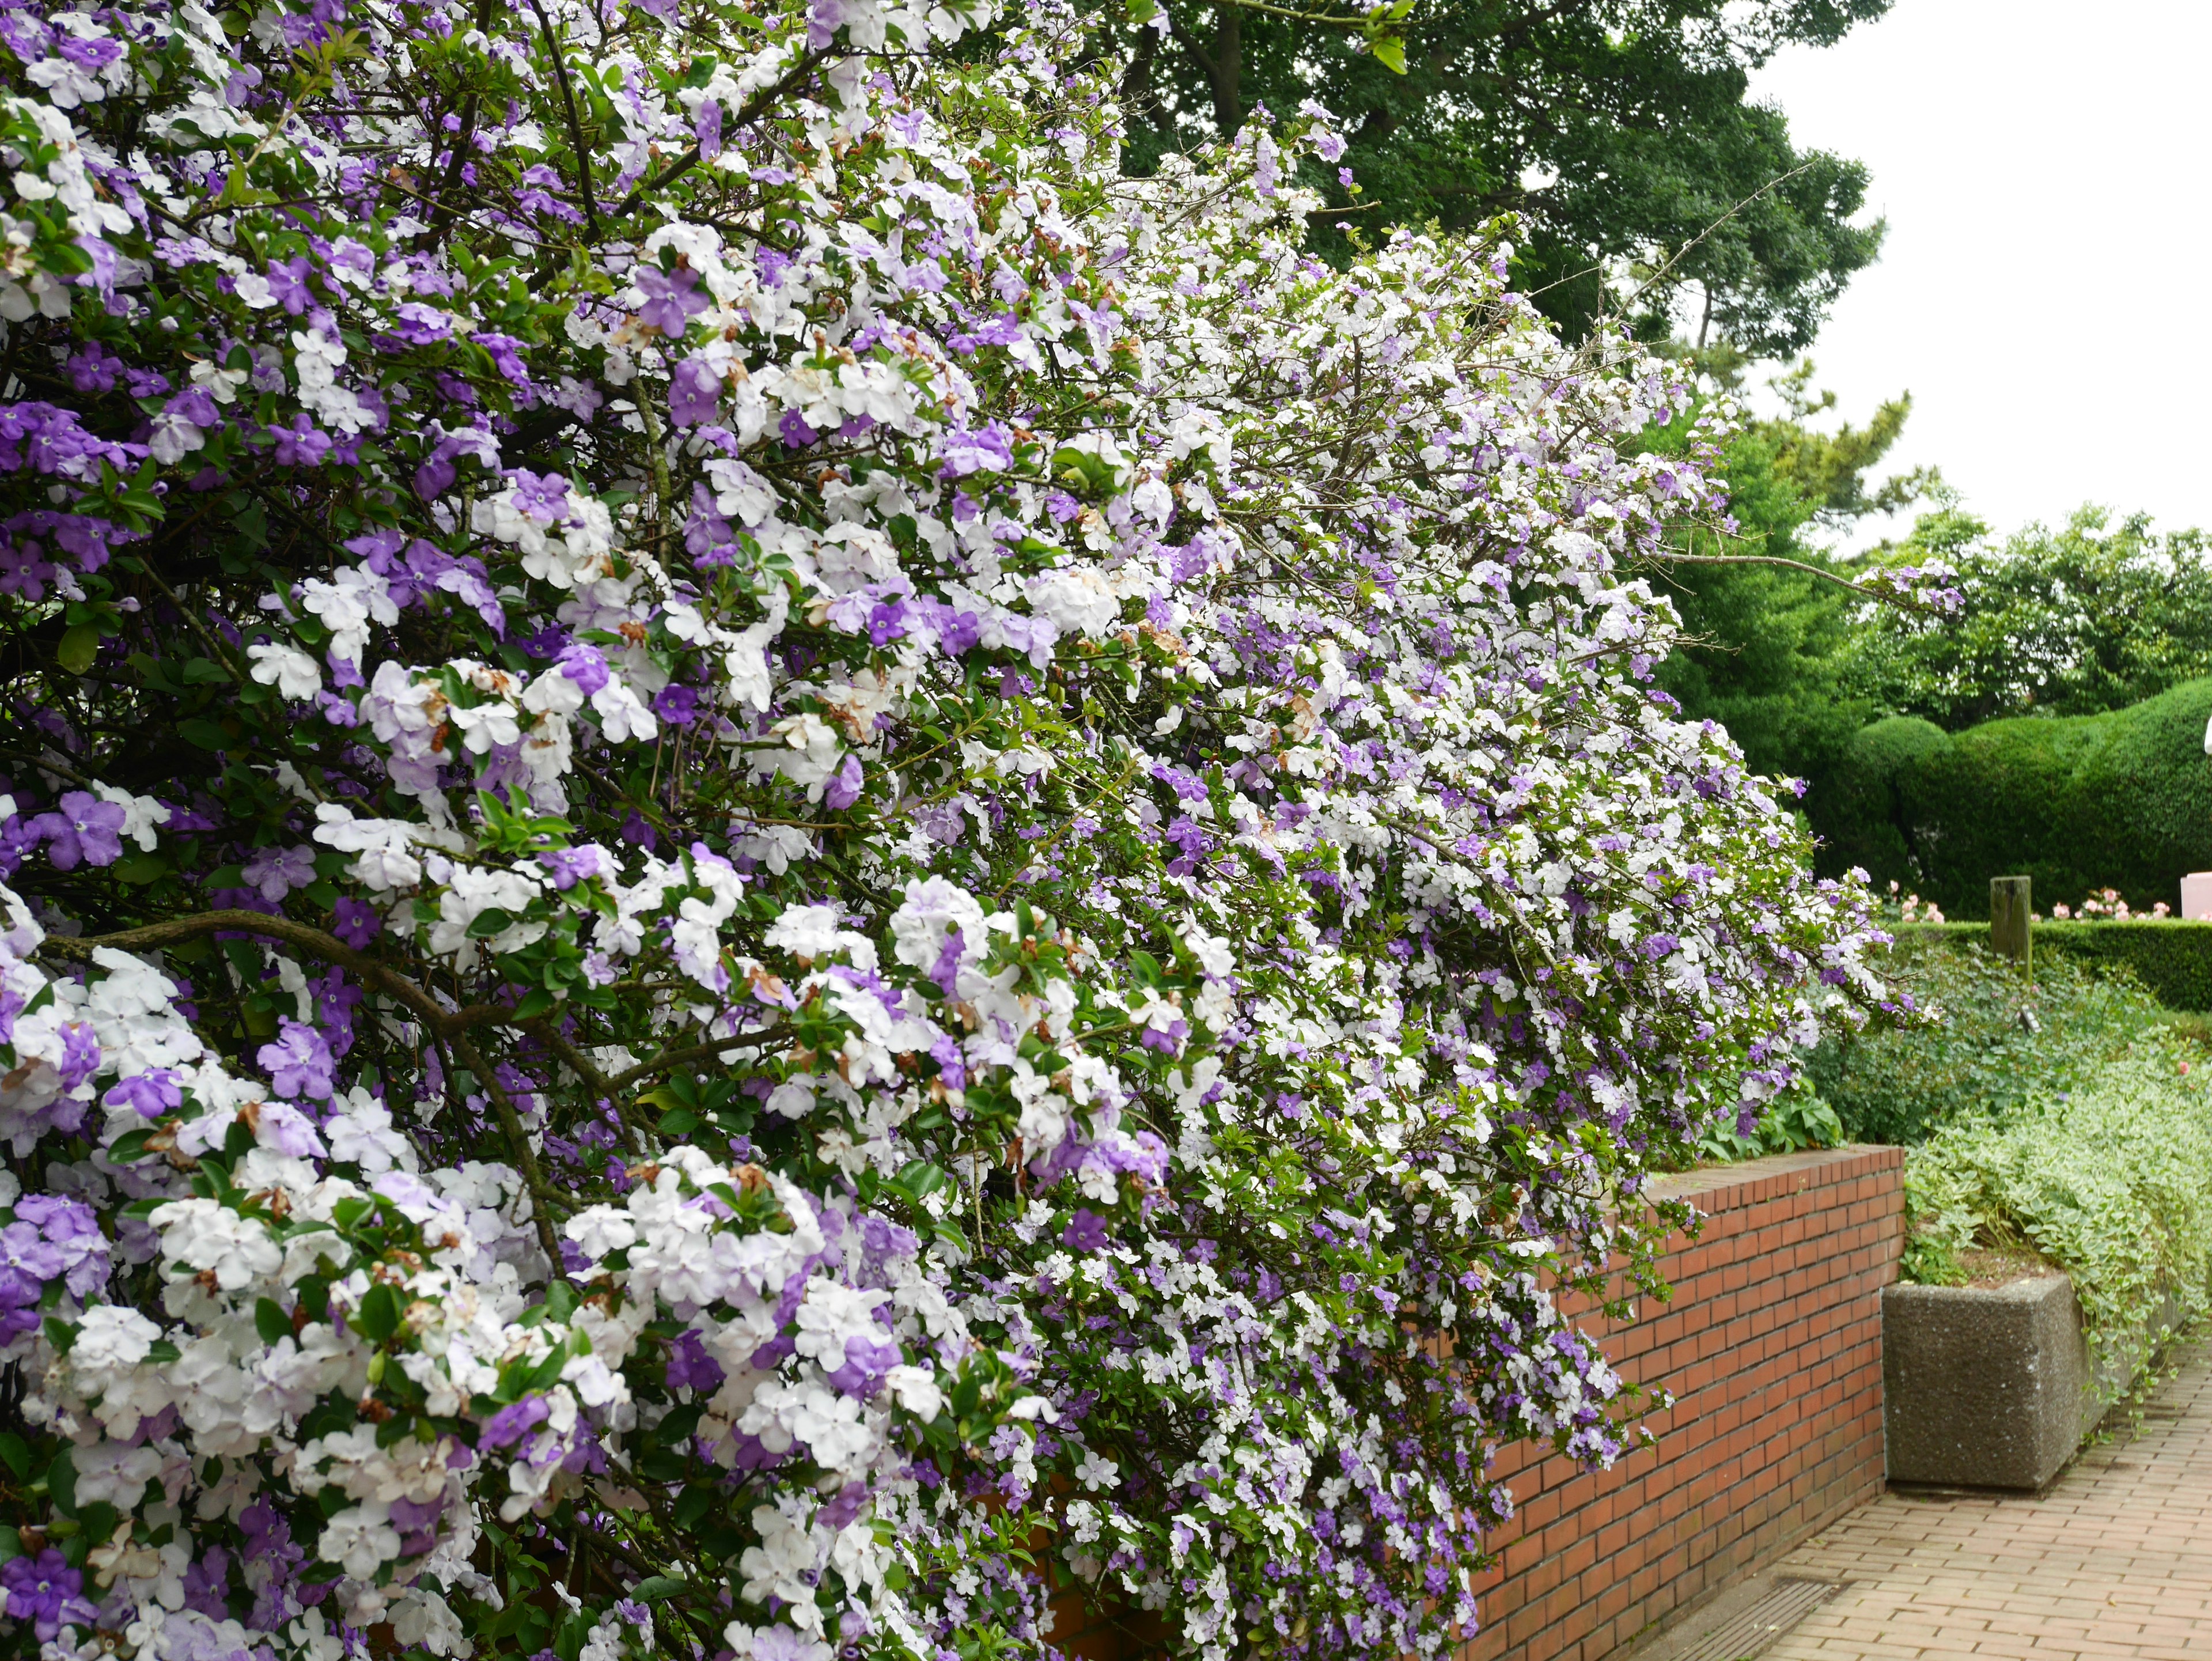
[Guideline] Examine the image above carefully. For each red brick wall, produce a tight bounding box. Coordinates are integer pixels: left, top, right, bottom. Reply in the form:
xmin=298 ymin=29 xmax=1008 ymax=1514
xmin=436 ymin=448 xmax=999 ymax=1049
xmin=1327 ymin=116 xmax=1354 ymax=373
xmin=1462 ymin=1144 xmax=1904 ymax=1661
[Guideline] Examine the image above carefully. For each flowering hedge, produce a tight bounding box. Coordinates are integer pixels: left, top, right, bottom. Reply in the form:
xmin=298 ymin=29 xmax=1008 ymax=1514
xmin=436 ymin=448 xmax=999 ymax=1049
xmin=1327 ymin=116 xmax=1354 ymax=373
xmin=0 ymin=0 xmax=1915 ymax=1659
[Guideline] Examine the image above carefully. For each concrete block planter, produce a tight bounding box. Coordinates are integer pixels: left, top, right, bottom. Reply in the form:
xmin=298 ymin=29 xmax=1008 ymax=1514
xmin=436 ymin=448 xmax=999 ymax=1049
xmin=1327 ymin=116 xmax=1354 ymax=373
xmin=1883 ymin=1272 xmax=2183 ymax=1490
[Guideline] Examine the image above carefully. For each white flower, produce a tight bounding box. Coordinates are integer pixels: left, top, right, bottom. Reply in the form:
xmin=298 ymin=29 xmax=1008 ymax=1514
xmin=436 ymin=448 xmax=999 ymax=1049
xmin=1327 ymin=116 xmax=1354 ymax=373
xmin=152 ymin=1198 xmax=282 ymax=1291
xmin=320 ymin=1502 xmax=402 ymax=1577
xmin=888 ymin=877 xmax=987 ymax=977
xmin=389 ymin=1590 xmax=471 ymax=1658
xmin=248 ymin=641 xmax=322 ymax=701
xmin=590 ymin=679 xmax=658 ymax=743
xmin=313 ymin=804 xmax=425 ymax=890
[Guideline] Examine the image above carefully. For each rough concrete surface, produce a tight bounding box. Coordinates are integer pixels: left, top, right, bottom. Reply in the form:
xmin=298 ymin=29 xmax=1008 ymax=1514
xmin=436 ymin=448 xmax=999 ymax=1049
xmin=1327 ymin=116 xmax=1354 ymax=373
xmin=1883 ymin=1274 xmax=2082 ymax=1489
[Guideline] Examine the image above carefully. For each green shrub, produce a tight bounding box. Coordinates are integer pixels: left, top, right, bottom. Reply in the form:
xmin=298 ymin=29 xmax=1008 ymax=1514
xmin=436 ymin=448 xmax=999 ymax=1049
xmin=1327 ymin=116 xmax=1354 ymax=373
xmin=1809 ymin=678 xmax=2212 ymax=917
xmin=1677 ymin=1085 xmax=1845 ymax=1168
xmin=1805 ymin=930 xmax=2181 ymax=1143
xmin=1897 ymin=919 xmax=2212 ymax=1012
xmin=1903 ymin=1046 xmax=2212 ymax=1346
xmin=1816 ymin=716 xmax=1950 ymax=883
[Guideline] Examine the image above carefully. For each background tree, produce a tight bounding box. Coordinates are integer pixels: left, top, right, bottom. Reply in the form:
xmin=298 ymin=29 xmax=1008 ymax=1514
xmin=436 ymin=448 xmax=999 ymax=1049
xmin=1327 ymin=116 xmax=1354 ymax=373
xmin=1847 ymin=506 xmax=2212 ymax=729
xmin=1112 ymin=0 xmax=1892 ymax=351
xmin=1642 ymin=362 xmax=1936 ymax=782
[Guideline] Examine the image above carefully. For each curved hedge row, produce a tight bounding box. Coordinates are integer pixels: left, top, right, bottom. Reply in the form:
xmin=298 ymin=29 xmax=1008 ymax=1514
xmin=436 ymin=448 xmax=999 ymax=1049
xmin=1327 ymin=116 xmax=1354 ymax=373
xmin=1813 ymin=678 xmax=2212 ymax=918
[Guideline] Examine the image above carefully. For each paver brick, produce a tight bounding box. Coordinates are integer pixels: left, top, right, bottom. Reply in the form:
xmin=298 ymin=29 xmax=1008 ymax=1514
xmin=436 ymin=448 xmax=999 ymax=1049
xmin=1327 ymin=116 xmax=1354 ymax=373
xmin=1762 ymin=1336 xmax=2212 ymax=1661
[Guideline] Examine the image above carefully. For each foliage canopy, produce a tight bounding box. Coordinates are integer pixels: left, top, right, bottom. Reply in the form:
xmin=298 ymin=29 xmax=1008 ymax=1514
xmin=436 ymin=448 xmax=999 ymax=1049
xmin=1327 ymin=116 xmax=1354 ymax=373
xmin=1110 ymin=0 xmax=1891 ymax=352
xmin=0 ymin=0 xmax=1914 ymax=1659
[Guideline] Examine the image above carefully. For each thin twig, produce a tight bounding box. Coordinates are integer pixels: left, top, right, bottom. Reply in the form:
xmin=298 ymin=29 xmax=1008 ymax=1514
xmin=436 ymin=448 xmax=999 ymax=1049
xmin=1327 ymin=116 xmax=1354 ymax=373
xmin=454 ymin=1031 xmax=567 ymax=1264
xmin=527 ymin=0 xmax=603 ymax=239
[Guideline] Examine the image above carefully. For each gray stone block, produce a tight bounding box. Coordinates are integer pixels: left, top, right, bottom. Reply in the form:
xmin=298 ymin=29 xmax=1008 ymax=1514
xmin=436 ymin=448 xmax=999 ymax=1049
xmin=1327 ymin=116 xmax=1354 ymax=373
xmin=1883 ymin=1274 xmax=2186 ymax=1490
xmin=1884 ymin=1274 xmax=2082 ymax=1490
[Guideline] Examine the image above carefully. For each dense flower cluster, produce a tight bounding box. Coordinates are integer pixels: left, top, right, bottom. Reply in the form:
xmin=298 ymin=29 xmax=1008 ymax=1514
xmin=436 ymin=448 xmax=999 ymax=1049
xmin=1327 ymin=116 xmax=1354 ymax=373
xmin=0 ymin=0 xmax=1912 ymax=1656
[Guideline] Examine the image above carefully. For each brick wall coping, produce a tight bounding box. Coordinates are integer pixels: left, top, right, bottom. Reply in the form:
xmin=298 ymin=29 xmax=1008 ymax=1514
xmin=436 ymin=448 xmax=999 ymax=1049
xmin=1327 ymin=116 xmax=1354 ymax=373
xmin=1646 ymin=1142 xmax=1902 ymax=1212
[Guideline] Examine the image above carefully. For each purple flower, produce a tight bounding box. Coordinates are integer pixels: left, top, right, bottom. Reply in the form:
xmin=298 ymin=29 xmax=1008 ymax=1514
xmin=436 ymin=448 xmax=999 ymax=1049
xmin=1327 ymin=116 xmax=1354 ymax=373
xmin=258 ymin=1018 xmax=336 ymax=1102
xmin=537 ymin=846 xmax=609 ymax=891
xmin=472 ymin=332 xmax=532 ymax=387
xmin=332 ymin=897 xmax=381 ymax=948
xmin=633 ymin=264 xmax=709 ymax=336
xmin=557 ymin=641 xmax=611 ymax=695
xmin=1060 ymin=1209 xmax=1109 ymax=1252
xmin=823 ymin=752 xmax=865 ymax=811
xmin=3 ymin=1550 xmax=84 ymax=1641
xmin=667 ymin=355 xmax=721 ymax=427
xmin=509 ymin=469 xmax=571 ymax=523
xmin=479 ymin=1394 xmax=551 ymax=1449
xmin=0 ymin=1223 xmax=65 ymax=1295
xmin=866 ymin=600 xmax=908 ymax=645
xmin=665 ymin=1328 xmax=725 ymax=1393
xmin=938 ymin=422 xmax=1014 ymax=476
xmin=56 ymin=1024 xmax=99 ymax=1092
xmin=164 ymin=387 xmax=221 ymax=429
xmin=929 ymin=1033 xmax=966 ymax=1088
xmin=695 ymin=97 xmax=724 ymax=161
xmin=947 ymin=313 xmax=1024 ymax=353
xmin=826 ymin=1332 xmax=903 ymax=1397
xmin=265 ymin=256 xmax=314 ymax=314
xmin=271 ymin=414 xmax=331 ymax=467
xmin=651 ymin=683 xmax=699 ymax=725
xmin=104 ymin=1069 xmax=182 ymax=1119
xmin=30 ymin=792 xmax=126 ymax=870
xmin=387 ymin=1495 xmax=444 ymax=1558
xmin=66 ymin=343 xmax=120 ymax=393
xmin=243 ymin=843 xmax=316 ymax=902
xmin=391 ymin=302 xmax=454 ymax=346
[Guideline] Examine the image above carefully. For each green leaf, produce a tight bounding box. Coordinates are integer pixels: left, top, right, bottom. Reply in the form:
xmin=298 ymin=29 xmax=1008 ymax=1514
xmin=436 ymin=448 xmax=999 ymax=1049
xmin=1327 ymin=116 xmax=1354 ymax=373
xmin=468 ymin=907 xmax=516 ymax=939
xmin=522 ymin=1344 xmax=570 ymax=1393
xmin=1370 ymin=33 xmax=1406 ymax=72
xmin=358 ymin=1282 xmax=401 ymax=1342
xmin=672 ymin=1485 xmax=715 ymax=1528
xmin=55 ymin=625 xmax=100 ymax=675
xmin=255 ymin=1298 xmax=293 ymax=1348
xmin=630 ymin=1575 xmax=688 ymax=1603
xmin=108 ymin=1129 xmax=158 ymax=1164
xmin=512 ymin=987 xmax=556 ymax=1021
xmin=180 ymin=718 xmax=231 ymax=750
xmin=46 ymin=1446 xmax=75 ymax=1514
xmin=657 ymin=1107 xmax=700 ymax=1136
xmin=0 ymin=1433 xmax=30 ymax=1480
xmin=115 ymin=853 xmax=169 ymax=886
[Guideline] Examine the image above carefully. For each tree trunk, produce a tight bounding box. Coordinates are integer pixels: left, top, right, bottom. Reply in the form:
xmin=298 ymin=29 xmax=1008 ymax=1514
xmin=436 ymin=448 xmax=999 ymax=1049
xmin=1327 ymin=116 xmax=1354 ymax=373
xmin=1209 ymin=4 xmax=1241 ymax=134
xmin=1121 ymin=21 xmax=1160 ymax=129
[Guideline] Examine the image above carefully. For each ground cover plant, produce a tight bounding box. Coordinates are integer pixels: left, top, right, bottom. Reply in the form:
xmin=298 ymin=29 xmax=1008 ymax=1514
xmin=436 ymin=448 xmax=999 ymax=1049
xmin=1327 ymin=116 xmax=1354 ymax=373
xmin=0 ymin=1 xmax=1929 ymax=1658
xmin=1903 ymin=1046 xmax=2212 ymax=1345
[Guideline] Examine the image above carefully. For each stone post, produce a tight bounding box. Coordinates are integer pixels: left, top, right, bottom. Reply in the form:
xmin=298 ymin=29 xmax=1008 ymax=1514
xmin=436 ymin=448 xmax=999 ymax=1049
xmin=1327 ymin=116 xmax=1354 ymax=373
xmin=1990 ymin=875 xmax=2032 ymax=967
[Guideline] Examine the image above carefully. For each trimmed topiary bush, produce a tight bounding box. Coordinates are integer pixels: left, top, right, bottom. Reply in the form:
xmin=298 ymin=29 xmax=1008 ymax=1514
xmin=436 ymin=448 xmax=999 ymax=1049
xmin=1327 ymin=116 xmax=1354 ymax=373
xmin=1812 ymin=679 xmax=2212 ymax=917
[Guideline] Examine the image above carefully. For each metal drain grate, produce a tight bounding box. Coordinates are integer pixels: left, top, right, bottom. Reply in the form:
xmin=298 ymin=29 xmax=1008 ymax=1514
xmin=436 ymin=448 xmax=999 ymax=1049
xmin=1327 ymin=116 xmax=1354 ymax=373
xmin=1673 ymin=1578 xmax=1843 ymax=1661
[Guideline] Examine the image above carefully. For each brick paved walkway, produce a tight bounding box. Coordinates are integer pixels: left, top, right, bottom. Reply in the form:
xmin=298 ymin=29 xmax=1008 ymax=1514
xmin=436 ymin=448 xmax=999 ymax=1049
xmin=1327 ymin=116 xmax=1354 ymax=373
xmin=1758 ymin=1334 xmax=2212 ymax=1659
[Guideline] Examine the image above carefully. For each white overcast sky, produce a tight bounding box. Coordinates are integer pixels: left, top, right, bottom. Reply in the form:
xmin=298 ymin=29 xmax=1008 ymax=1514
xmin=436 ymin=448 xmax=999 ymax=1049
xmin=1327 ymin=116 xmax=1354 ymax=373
xmin=1743 ymin=0 xmax=2212 ymax=550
